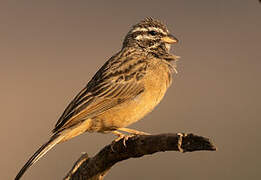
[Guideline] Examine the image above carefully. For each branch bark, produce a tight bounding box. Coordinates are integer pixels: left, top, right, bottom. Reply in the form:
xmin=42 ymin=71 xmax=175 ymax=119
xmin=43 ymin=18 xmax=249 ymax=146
xmin=64 ymin=133 xmax=216 ymax=180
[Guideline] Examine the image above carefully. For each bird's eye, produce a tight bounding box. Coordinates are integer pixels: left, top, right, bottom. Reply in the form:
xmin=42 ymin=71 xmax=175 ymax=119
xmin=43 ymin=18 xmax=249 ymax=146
xmin=148 ymin=30 xmax=157 ymax=36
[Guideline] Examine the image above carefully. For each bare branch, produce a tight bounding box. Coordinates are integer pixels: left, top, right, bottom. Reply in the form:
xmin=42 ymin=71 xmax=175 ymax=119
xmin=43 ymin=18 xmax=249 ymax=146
xmin=64 ymin=133 xmax=216 ymax=180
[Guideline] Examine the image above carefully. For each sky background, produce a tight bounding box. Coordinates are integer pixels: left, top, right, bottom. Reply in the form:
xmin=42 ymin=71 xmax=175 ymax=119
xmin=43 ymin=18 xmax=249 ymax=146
xmin=1 ymin=1 xmax=261 ymax=180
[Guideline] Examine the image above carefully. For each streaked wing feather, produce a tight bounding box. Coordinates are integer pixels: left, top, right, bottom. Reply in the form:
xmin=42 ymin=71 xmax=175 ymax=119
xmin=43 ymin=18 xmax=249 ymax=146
xmin=53 ymin=53 xmax=147 ymax=133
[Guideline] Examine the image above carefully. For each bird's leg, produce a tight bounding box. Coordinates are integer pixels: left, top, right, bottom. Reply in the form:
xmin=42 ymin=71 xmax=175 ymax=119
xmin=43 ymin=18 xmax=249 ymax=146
xmin=110 ymin=131 xmax=128 ymax=151
xmin=111 ymin=130 xmax=131 ymax=147
xmin=110 ymin=128 xmax=150 ymax=151
xmin=117 ymin=127 xmax=150 ymax=135
xmin=111 ymin=131 xmax=126 ymax=142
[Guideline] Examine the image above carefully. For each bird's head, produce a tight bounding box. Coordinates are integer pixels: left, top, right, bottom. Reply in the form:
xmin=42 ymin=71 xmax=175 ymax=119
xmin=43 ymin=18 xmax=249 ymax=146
xmin=123 ymin=17 xmax=178 ymax=53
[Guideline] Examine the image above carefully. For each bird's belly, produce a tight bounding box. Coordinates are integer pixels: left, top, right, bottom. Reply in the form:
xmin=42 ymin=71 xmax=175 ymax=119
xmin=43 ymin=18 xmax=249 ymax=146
xmin=92 ymin=69 xmax=171 ymax=132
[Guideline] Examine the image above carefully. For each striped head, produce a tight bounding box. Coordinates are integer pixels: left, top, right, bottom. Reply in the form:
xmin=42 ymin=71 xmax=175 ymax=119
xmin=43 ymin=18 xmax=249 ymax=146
xmin=123 ymin=17 xmax=178 ymax=53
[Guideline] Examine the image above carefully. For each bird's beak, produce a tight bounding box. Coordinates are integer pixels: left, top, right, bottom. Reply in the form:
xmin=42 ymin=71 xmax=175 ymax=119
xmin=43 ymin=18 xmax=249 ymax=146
xmin=162 ymin=34 xmax=178 ymax=44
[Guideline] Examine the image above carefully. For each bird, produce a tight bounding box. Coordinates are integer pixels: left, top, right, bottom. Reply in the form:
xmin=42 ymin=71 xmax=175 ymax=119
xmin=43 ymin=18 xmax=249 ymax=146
xmin=15 ymin=17 xmax=179 ymax=180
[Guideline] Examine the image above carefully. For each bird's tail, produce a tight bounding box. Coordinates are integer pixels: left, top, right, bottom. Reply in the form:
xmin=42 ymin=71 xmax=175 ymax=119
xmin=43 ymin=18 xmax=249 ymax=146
xmin=15 ymin=133 xmax=64 ymax=180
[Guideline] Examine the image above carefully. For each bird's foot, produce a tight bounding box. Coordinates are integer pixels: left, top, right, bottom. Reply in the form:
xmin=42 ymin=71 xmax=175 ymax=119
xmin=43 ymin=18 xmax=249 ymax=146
xmin=110 ymin=129 xmax=150 ymax=151
xmin=110 ymin=131 xmax=135 ymax=151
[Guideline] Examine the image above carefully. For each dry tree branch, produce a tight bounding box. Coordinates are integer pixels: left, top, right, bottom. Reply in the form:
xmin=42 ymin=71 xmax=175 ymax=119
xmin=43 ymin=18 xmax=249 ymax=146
xmin=64 ymin=133 xmax=216 ymax=180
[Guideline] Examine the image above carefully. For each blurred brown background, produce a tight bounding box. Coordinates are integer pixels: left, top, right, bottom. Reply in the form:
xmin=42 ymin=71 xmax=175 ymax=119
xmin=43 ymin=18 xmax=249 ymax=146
xmin=1 ymin=1 xmax=261 ymax=180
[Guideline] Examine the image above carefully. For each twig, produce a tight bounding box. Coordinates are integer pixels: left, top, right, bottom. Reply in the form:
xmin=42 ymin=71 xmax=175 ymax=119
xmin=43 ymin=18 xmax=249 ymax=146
xmin=64 ymin=133 xmax=216 ymax=180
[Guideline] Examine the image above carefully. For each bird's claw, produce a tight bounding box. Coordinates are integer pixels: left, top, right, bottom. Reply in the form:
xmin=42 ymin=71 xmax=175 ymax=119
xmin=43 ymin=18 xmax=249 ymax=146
xmin=110 ymin=134 xmax=135 ymax=152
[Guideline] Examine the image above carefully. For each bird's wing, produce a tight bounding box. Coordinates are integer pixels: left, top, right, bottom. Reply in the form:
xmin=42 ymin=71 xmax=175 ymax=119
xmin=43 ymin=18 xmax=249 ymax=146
xmin=52 ymin=54 xmax=148 ymax=133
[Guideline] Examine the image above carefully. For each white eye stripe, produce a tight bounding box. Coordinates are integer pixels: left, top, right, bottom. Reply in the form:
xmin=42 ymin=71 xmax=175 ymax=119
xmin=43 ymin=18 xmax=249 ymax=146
xmin=131 ymin=27 xmax=148 ymax=33
xmin=135 ymin=34 xmax=153 ymax=40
